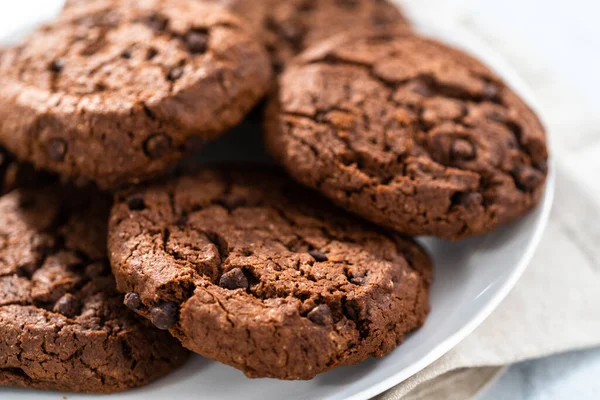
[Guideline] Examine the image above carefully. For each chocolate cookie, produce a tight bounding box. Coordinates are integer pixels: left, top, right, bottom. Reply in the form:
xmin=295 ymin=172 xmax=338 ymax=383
xmin=108 ymin=168 xmax=432 ymax=380
xmin=265 ymin=31 xmax=549 ymax=240
xmin=0 ymin=186 xmax=188 ymax=393
xmin=0 ymin=0 xmax=271 ymax=188
xmin=201 ymin=0 xmax=410 ymax=72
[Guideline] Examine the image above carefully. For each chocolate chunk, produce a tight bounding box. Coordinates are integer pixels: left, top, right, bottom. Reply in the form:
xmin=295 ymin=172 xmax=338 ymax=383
xmin=451 ymin=139 xmax=476 ymax=160
xmin=126 ymin=195 xmax=146 ymax=211
xmin=150 ymin=302 xmax=179 ymax=330
xmin=409 ymin=80 xmax=433 ymax=98
xmin=147 ymin=14 xmax=169 ymax=31
xmin=49 ymin=58 xmax=65 ymax=73
xmin=514 ymin=165 xmax=544 ymax=191
xmin=53 ymin=293 xmax=80 ymax=318
xmin=121 ymin=48 xmax=133 ymax=59
xmin=307 ymin=304 xmax=333 ymax=325
xmin=167 ymin=67 xmax=184 ymax=81
xmin=143 ymin=134 xmax=171 ymax=158
xmin=47 ymin=138 xmax=67 ymax=161
xmin=219 ymin=268 xmax=249 ymax=290
xmin=482 ymin=83 xmax=499 ymax=100
xmin=146 ymin=47 xmax=158 ymax=60
xmin=185 ymin=31 xmax=208 ymax=54
xmin=297 ymin=0 xmax=316 ymax=12
xmin=308 ymin=250 xmax=328 ymax=262
xmin=124 ymin=292 xmax=142 ymax=310
xmin=343 ymin=302 xmax=359 ymax=321
xmin=453 ymin=192 xmax=483 ymax=208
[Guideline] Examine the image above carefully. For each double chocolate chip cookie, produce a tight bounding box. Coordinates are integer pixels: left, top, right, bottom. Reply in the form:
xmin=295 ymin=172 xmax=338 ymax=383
xmin=108 ymin=168 xmax=432 ymax=380
xmin=0 ymin=186 xmax=188 ymax=393
xmin=0 ymin=0 xmax=271 ymax=188
xmin=265 ymin=31 xmax=549 ymax=240
xmin=199 ymin=0 xmax=410 ymax=72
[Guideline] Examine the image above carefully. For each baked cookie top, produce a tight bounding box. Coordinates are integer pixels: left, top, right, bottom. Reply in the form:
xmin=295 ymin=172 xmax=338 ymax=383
xmin=198 ymin=0 xmax=410 ymax=72
xmin=0 ymin=186 xmax=188 ymax=393
xmin=262 ymin=0 xmax=410 ymax=71
xmin=108 ymin=168 xmax=432 ymax=380
xmin=265 ymin=31 xmax=548 ymax=240
xmin=0 ymin=0 xmax=271 ymax=188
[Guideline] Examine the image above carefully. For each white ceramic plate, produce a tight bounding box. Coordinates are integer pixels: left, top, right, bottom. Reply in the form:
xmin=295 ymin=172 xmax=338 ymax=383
xmin=0 ymin=2 xmax=554 ymax=399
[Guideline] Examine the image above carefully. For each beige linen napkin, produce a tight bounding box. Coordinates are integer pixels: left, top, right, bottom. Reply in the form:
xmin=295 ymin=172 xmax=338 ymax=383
xmin=376 ymin=161 xmax=600 ymax=399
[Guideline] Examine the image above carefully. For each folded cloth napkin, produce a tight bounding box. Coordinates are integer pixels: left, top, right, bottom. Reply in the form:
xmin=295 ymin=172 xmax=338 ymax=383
xmin=377 ymin=161 xmax=600 ymax=399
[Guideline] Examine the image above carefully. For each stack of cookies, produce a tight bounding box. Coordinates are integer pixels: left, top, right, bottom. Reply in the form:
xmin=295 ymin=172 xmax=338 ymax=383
xmin=0 ymin=0 xmax=548 ymax=393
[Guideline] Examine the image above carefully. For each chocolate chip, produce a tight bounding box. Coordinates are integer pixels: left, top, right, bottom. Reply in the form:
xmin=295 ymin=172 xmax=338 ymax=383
xmin=143 ymin=133 xmax=171 ymax=158
xmin=451 ymin=139 xmax=476 ymax=160
xmin=49 ymin=58 xmax=65 ymax=73
xmin=410 ymin=81 xmax=433 ymax=98
xmin=514 ymin=165 xmax=544 ymax=191
xmin=146 ymin=47 xmax=158 ymax=60
xmin=150 ymin=302 xmax=178 ymax=330
xmin=47 ymin=138 xmax=67 ymax=161
xmin=279 ymin=22 xmax=304 ymax=43
xmin=124 ymin=292 xmax=142 ymax=310
xmin=185 ymin=31 xmax=208 ymax=54
xmin=85 ymin=262 xmax=106 ymax=277
xmin=127 ymin=195 xmax=146 ymax=211
xmin=121 ymin=48 xmax=133 ymax=59
xmin=487 ymin=110 xmax=505 ymax=122
xmin=343 ymin=302 xmax=359 ymax=321
xmin=53 ymin=294 xmax=80 ymax=318
xmin=297 ymin=0 xmax=316 ymax=12
xmin=167 ymin=67 xmax=184 ymax=81
xmin=218 ymin=195 xmax=247 ymax=211
xmin=308 ymin=250 xmax=328 ymax=262
xmin=147 ymin=14 xmax=169 ymax=31
xmin=452 ymin=192 xmax=483 ymax=208
xmin=350 ymin=276 xmax=366 ymax=285
xmin=482 ymin=83 xmax=499 ymax=100
xmin=372 ymin=13 xmax=392 ymax=26
xmin=219 ymin=268 xmax=249 ymax=290
xmin=307 ymin=304 xmax=333 ymax=325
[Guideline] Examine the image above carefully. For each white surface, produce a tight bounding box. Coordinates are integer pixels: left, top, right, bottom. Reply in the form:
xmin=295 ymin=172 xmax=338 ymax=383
xmin=0 ymin=1 xmax=555 ymax=400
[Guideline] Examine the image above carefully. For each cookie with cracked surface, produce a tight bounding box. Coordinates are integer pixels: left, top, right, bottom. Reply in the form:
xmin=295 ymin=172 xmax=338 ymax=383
xmin=0 ymin=186 xmax=189 ymax=393
xmin=265 ymin=31 xmax=549 ymax=240
xmin=260 ymin=0 xmax=410 ymax=72
xmin=108 ymin=168 xmax=432 ymax=380
xmin=0 ymin=0 xmax=271 ymax=189
xmin=206 ymin=0 xmax=410 ymax=72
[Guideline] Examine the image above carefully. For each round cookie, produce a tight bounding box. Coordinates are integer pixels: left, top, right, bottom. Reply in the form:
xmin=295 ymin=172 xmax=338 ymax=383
xmin=196 ymin=0 xmax=410 ymax=72
xmin=0 ymin=186 xmax=189 ymax=393
xmin=261 ymin=0 xmax=410 ymax=71
xmin=0 ymin=0 xmax=271 ymax=188
xmin=265 ymin=31 xmax=549 ymax=240
xmin=108 ymin=168 xmax=432 ymax=380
